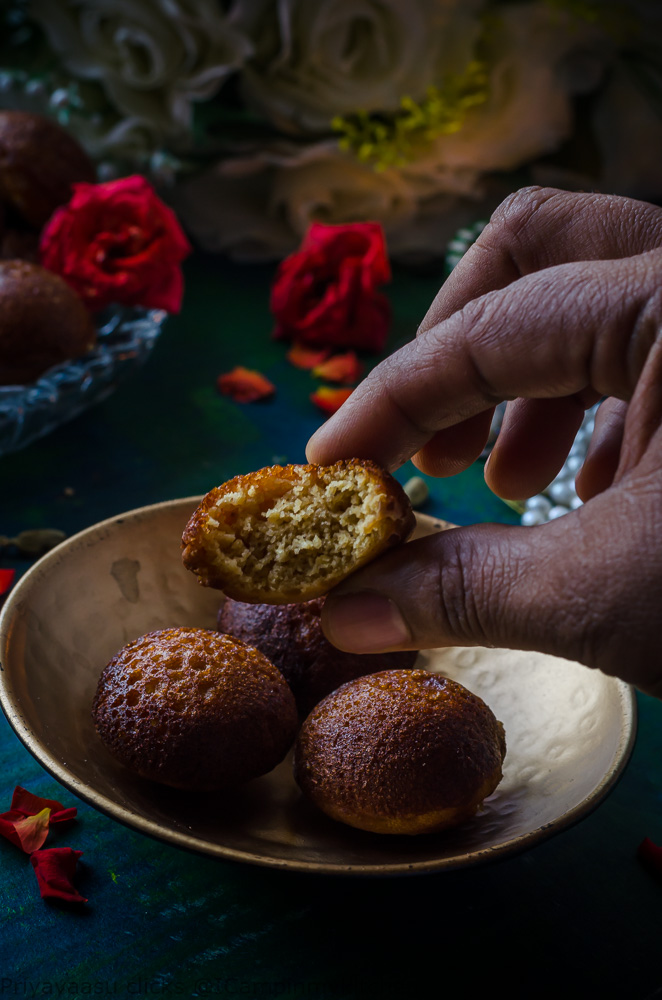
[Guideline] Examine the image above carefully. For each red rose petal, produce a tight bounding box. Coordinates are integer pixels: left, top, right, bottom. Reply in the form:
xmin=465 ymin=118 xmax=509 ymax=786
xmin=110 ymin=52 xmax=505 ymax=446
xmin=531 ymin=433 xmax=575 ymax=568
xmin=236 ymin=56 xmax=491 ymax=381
xmin=286 ymin=343 xmax=331 ymax=370
xmin=217 ymin=367 xmax=275 ymax=403
xmin=0 ymin=807 xmax=52 ymax=853
xmin=313 ymin=351 xmax=363 ymax=385
xmin=31 ymin=848 xmax=87 ymax=904
xmin=637 ymin=837 xmax=662 ymax=876
xmin=0 ymin=786 xmax=78 ymax=853
xmin=304 ymin=222 xmax=391 ymax=286
xmin=0 ymin=568 xmax=15 ymax=596
xmin=11 ymin=808 xmax=52 ymax=853
xmin=11 ymin=786 xmax=77 ymax=825
xmin=270 ymin=221 xmax=391 ymax=352
xmin=0 ymin=812 xmax=32 ymax=851
xmin=310 ymin=386 xmax=353 ymax=416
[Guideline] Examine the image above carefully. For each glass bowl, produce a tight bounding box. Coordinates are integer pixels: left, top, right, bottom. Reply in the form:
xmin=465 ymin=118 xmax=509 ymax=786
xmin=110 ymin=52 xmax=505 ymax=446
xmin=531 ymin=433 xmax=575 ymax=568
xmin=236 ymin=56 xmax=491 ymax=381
xmin=0 ymin=306 xmax=167 ymax=456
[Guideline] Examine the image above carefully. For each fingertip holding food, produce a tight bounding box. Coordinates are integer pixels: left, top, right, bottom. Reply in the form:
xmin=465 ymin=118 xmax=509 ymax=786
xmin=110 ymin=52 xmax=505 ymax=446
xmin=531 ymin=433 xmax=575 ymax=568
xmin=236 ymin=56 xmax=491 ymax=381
xmin=321 ymin=592 xmax=411 ymax=653
xmin=181 ymin=460 xmax=415 ymax=604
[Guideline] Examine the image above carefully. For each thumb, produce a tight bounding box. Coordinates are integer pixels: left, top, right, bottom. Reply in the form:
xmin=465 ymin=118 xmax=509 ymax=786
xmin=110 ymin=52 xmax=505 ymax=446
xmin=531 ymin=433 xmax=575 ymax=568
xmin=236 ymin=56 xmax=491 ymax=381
xmin=321 ymin=491 xmax=662 ymax=696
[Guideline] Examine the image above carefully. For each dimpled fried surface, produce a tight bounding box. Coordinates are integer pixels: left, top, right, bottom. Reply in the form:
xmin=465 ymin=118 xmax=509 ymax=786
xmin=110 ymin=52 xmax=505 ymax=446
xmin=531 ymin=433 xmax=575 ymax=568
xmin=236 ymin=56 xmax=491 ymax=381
xmin=92 ymin=627 xmax=298 ymax=791
xmin=181 ymin=460 xmax=414 ymax=604
xmin=218 ymin=597 xmax=418 ymax=717
xmin=294 ymin=670 xmax=506 ymax=835
xmin=0 ymin=260 xmax=95 ymax=385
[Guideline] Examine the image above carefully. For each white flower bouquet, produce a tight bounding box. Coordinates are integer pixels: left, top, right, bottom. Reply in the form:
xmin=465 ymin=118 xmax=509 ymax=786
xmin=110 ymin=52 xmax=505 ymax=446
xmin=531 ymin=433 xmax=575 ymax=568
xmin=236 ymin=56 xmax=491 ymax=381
xmin=2 ymin=0 xmax=661 ymax=261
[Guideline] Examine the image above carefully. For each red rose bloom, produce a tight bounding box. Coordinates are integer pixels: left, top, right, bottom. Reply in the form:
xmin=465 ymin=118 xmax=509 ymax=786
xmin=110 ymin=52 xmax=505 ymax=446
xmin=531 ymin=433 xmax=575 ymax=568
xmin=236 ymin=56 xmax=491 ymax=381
xmin=270 ymin=221 xmax=391 ymax=353
xmin=40 ymin=175 xmax=191 ymax=313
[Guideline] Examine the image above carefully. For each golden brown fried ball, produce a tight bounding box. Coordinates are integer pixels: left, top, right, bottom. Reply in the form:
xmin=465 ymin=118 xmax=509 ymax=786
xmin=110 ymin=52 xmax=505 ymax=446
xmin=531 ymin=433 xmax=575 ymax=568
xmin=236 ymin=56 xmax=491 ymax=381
xmin=182 ymin=460 xmax=415 ymax=604
xmin=218 ymin=596 xmax=418 ymax=716
xmin=92 ymin=627 xmax=298 ymax=791
xmin=294 ymin=670 xmax=506 ymax=835
xmin=0 ymin=260 xmax=95 ymax=384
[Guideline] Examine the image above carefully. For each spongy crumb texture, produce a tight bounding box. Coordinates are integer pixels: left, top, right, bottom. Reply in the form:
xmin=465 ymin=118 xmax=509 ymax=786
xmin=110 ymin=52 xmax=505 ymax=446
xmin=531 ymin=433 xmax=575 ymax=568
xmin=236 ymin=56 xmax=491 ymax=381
xmin=92 ymin=627 xmax=298 ymax=791
xmin=182 ymin=460 xmax=415 ymax=604
xmin=293 ymin=670 xmax=507 ymax=836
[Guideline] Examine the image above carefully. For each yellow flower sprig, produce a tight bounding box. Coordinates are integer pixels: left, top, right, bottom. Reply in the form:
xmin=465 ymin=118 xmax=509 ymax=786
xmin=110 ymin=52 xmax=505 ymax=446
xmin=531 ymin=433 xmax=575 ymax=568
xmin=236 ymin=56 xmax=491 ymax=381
xmin=332 ymin=60 xmax=489 ymax=171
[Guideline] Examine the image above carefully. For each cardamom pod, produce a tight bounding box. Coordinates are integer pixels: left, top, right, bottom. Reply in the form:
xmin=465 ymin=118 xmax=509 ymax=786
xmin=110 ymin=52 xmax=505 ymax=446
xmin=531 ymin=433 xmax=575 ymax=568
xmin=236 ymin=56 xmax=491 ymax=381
xmin=13 ymin=528 xmax=66 ymax=556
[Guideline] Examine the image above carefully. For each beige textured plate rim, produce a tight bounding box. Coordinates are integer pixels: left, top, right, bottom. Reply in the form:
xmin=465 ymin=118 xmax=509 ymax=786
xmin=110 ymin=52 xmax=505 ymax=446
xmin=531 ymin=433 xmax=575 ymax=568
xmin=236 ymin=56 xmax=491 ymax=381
xmin=0 ymin=498 xmax=638 ymax=876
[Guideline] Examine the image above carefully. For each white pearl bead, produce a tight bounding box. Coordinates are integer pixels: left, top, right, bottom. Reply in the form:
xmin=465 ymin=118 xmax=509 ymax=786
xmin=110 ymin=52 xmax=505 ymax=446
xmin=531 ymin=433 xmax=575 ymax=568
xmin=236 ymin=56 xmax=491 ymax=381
xmin=49 ymin=88 xmax=69 ymax=109
xmin=549 ymin=480 xmax=577 ymax=505
xmin=522 ymin=509 xmax=548 ymax=526
xmin=548 ymin=505 xmax=569 ymax=519
xmin=565 ymin=454 xmax=583 ymax=474
xmin=24 ymin=78 xmax=45 ymax=96
xmin=525 ymin=495 xmax=552 ymax=514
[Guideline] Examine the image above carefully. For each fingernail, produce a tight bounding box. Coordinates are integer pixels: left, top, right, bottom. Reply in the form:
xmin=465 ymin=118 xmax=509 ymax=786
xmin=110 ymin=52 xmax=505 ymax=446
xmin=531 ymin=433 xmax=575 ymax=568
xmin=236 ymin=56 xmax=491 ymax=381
xmin=323 ymin=592 xmax=411 ymax=652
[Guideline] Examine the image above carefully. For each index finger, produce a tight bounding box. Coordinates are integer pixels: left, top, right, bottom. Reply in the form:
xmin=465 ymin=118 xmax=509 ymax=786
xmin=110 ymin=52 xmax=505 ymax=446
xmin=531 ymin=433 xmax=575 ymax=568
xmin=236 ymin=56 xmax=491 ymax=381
xmin=306 ymin=250 xmax=662 ymax=470
xmin=418 ymin=186 xmax=662 ymax=334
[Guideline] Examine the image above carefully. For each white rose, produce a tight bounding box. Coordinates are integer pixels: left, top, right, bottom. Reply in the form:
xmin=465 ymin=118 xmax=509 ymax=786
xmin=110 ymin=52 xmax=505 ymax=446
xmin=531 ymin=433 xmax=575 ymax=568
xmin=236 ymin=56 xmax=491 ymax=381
xmin=29 ymin=0 xmax=252 ymax=139
xmin=401 ymin=2 xmax=610 ymax=186
xmin=235 ymin=0 xmax=485 ymax=134
xmin=170 ymin=139 xmax=484 ymax=260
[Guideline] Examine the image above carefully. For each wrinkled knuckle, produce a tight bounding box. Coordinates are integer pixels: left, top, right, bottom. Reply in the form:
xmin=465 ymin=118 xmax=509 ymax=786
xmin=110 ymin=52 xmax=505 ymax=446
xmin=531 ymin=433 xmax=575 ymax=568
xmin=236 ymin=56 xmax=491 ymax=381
xmin=448 ymin=295 xmax=510 ymax=404
xmin=628 ymin=273 xmax=662 ymax=383
xmin=434 ymin=533 xmax=505 ymax=645
xmin=490 ymin=185 xmax=560 ymax=238
xmin=378 ymin=358 xmax=439 ymax=438
xmin=635 ymin=283 xmax=662 ymax=338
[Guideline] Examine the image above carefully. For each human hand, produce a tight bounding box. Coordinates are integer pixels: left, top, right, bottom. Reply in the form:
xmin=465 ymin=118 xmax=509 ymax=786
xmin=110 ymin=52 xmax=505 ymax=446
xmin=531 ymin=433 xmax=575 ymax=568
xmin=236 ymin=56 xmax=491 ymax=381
xmin=306 ymin=187 xmax=662 ymax=697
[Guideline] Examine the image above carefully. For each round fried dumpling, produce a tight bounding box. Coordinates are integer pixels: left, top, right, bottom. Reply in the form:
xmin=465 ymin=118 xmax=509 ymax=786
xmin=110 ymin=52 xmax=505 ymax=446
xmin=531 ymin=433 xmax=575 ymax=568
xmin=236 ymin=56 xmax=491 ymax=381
xmin=294 ymin=670 xmax=506 ymax=835
xmin=92 ymin=627 xmax=298 ymax=791
xmin=0 ymin=110 xmax=95 ymax=229
xmin=218 ymin=596 xmax=418 ymax=716
xmin=182 ymin=460 xmax=415 ymax=604
xmin=0 ymin=259 xmax=95 ymax=384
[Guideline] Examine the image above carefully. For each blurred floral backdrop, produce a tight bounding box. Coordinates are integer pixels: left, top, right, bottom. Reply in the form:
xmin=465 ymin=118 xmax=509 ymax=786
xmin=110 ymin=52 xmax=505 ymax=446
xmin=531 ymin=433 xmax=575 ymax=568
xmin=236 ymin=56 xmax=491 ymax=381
xmin=1 ymin=0 xmax=661 ymax=261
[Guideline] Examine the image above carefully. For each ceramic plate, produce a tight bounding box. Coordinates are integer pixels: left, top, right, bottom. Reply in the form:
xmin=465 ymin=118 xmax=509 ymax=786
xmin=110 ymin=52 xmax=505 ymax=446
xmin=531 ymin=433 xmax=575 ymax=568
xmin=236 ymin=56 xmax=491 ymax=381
xmin=0 ymin=498 xmax=636 ymax=875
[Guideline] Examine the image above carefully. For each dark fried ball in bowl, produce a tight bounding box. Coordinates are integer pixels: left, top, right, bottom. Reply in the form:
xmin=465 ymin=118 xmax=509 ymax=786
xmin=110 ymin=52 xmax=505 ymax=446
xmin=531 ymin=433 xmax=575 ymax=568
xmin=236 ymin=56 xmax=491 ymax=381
xmin=0 ymin=110 xmax=95 ymax=229
xmin=294 ymin=670 xmax=506 ymax=835
xmin=218 ymin=596 xmax=418 ymax=717
xmin=182 ymin=460 xmax=414 ymax=604
xmin=0 ymin=260 xmax=95 ymax=384
xmin=92 ymin=627 xmax=298 ymax=791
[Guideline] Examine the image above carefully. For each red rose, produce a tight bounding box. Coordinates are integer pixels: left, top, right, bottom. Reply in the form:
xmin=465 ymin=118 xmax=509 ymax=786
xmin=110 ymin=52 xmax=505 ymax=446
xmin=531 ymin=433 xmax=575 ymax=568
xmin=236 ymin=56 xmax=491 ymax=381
xmin=270 ymin=221 xmax=391 ymax=353
xmin=40 ymin=175 xmax=191 ymax=313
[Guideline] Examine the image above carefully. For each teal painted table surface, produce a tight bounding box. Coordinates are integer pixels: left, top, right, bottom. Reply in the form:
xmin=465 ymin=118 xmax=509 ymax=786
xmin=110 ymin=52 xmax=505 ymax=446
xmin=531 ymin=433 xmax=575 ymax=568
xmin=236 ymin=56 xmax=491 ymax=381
xmin=1 ymin=255 xmax=661 ymax=999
